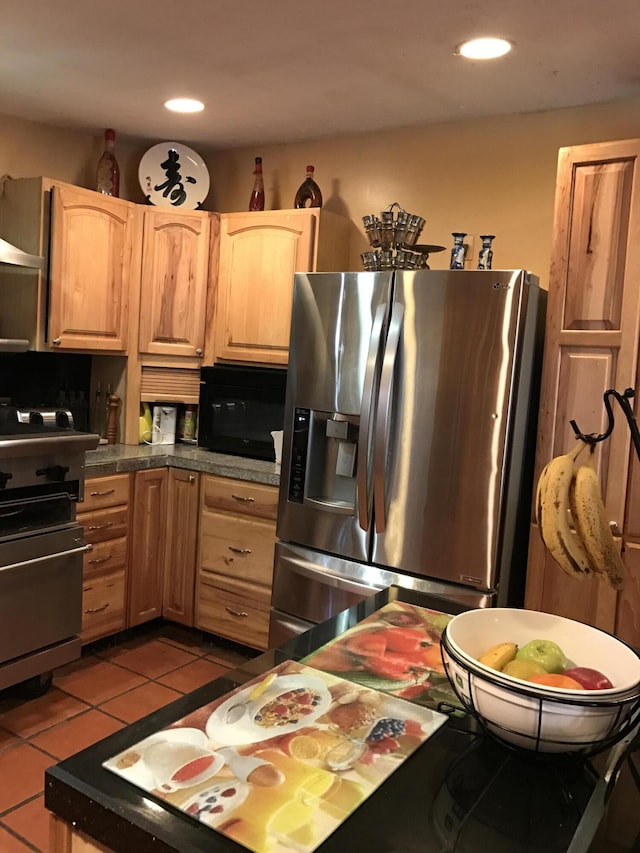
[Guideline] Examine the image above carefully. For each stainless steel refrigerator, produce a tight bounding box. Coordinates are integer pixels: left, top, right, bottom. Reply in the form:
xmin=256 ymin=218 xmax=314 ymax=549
xmin=270 ymin=270 xmax=546 ymax=644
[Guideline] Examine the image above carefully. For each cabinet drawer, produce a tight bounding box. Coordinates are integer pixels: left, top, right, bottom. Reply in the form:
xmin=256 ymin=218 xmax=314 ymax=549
xmin=197 ymin=574 xmax=271 ymax=650
xmin=81 ymin=570 xmax=126 ymax=643
xmin=78 ymin=506 xmax=129 ymax=545
xmin=200 ymin=512 xmax=275 ymax=586
xmin=81 ymin=474 xmax=130 ymax=512
xmin=83 ymin=537 xmax=127 ymax=579
xmin=202 ymin=475 xmax=278 ymax=521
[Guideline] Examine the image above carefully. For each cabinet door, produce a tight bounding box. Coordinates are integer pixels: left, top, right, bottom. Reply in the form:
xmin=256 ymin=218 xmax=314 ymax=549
xmin=525 ymin=139 xmax=640 ymax=633
xmin=48 ymin=184 xmax=139 ymax=351
xmin=128 ymin=468 xmax=168 ymax=626
xmin=138 ymin=209 xmax=210 ymax=357
xmin=215 ymin=210 xmax=316 ymax=365
xmin=163 ymin=469 xmax=199 ymax=625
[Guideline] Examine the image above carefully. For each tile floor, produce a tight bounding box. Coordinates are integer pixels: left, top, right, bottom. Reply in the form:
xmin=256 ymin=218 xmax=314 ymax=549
xmin=0 ymin=623 xmax=256 ymax=852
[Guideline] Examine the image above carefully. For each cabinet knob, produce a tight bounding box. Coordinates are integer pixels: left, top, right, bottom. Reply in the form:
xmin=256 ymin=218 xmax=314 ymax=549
xmin=188 ymin=475 xmax=195 ymax=483
xmin=52 ymin=338 xmax=61 ymax=346
xmin=609 ymin=520 xmax=621 ymax=535
xmin=196 ymin=347 xmax=203 ymax=355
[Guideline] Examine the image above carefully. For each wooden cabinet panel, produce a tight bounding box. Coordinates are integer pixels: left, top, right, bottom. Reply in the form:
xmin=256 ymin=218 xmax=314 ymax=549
xmin=202 ymin=475 xmax=278 ymax=521
xmin=49 ymin=184 xmax=140 ymax=351
xmin=198 ymin=574 xmax=271 ymax=650
xmin=81 ymin=570 xmax=126 ymax=643
xmin=215 ymin=209 xmax=349 ymax=365
xmin=163 ymin=469 xmax=199 ymax=626
xmin=200 ymin=512 xmax=275 ymax=587
xmin=128 ymin=468 xmax=167 ymax=626
xmin=138 ymin=209 xmax=210 ymax=358
xmin=526 ymin=138 xmax=640 ymax=644
xmin=615 ymin=541 xmax=640 ymax=646
xmin=564 ymin=159 xmax=633 ymax=331
xmin=81 ymin=474 xmax=131 ymax=512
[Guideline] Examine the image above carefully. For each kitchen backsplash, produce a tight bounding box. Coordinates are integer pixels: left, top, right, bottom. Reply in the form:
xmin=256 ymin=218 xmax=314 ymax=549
xmin=0 ymin=351 xmax=91 ymax=416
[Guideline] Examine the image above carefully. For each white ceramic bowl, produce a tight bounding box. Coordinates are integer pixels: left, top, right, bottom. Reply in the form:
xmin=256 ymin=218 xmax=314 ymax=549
xmin=447 ymin=607 xmax=640 ymax=697
xmin=441 ymin=608 xmax=640 ymax=753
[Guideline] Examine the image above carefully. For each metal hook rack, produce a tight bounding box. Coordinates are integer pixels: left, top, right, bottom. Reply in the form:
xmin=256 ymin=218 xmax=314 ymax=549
xmin=570 ymin=388 xmax=640 ymax=462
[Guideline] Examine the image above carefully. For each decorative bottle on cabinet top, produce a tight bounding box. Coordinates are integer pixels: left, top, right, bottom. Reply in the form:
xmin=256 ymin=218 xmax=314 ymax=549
xmin=249 ymin=156 xmax=265 ymax=211
xmin=294 ymin=165 xmax=322 ymax=208
xmin=96 ymin=128 xmax=120 ymax=197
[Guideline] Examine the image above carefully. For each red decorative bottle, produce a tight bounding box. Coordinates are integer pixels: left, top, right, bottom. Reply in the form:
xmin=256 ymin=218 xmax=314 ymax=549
xmin=249 ymin=156 xmax=265 ymax=211
xmin=96 ymin=129 xmax=120 ymax=197
xmin=294 ymin=165 xmax=322 ymax=208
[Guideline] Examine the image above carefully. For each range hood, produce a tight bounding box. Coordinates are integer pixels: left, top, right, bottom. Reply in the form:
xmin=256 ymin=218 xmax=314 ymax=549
xmin=0 ymin=237 xmax=44 ymax=351
xmin=0 ymin=237 xmax=44 ymax=270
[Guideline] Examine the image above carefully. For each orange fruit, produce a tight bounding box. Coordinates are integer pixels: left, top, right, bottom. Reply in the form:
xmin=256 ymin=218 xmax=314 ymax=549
xmin=528 ymin=673 xmax=585 ymax=690
xmin=280 ymin=734 xmax=322 ymax=760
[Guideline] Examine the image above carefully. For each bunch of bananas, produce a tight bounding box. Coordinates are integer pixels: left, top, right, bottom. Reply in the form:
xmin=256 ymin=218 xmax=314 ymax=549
xmin=535 ymin=440 xmax=625 ymax=590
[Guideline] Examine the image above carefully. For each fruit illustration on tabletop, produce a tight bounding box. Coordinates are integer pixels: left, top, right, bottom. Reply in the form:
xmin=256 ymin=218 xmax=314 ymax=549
xmin=477 ymin=642 xmax=517 ymax=671
xmin=515 ymin=639 xmax=569 ymax=674
xmin=563 ymin=667 xmax=614 ymax=690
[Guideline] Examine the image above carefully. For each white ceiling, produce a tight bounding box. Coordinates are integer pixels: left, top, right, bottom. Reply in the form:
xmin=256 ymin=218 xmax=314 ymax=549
xmin=1 ymin=0 xmax=639 ymax=150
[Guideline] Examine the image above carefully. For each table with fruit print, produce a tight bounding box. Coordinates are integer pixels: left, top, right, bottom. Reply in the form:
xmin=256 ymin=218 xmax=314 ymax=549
xmin=45 ymin=587 xmax=638 ymax=853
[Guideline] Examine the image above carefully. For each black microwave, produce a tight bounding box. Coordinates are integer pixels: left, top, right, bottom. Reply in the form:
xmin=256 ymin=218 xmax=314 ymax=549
xmin=198 ymin=365 xmax=287 ymax=461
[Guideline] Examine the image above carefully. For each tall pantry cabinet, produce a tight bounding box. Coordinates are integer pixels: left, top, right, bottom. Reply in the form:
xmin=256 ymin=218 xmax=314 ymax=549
xmin=524 ymin=138 xmax=640 ymax=647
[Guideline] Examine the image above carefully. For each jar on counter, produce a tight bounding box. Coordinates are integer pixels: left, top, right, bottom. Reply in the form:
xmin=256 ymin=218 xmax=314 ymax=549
xmin=179 ymin=405 xmax=197 ymax=442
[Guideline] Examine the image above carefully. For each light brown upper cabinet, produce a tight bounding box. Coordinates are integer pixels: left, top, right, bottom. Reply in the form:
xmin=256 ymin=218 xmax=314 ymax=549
xmin=49 ymin=184 xmax=140 ymax=352
xmin=214 ymin=209 xmax=349 ymax=365
xmin=138 ymin=208 xmax=210 ymax=358
xmin=0 ymin=178 xmax=140 ymax=352
xmin=525 ymin=138 xmax=640 ymax=647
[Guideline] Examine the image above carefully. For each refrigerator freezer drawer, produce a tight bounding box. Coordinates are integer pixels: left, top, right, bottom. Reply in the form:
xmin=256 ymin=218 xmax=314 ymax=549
xmin=272 ymin=541 xmax=495 ymax=628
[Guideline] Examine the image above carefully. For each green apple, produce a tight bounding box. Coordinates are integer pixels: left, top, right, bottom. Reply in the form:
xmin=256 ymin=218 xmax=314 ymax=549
xmin=502 ymin=659 xmax=547 ymax=680
xmin=515 ymin=639 xmax=568 ymax=674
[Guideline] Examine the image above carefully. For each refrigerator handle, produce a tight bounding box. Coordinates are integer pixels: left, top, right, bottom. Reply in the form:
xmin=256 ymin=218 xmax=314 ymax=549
xmin=357 ymin=303 xmax=387 ymax=531
xmin=374 ymin=302 xmax=404 ymax=533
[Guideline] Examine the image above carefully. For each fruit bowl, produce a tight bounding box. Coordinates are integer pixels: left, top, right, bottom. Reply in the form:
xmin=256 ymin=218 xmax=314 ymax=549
xmin=441 ymin=608 xmax=640 ymax=754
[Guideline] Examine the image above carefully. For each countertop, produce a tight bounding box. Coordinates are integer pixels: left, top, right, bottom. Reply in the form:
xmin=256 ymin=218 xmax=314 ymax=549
xmin=84 ymin=443 xmax=281 ymax=487
xmin=44 ymin=586 xmax=636 ymax=853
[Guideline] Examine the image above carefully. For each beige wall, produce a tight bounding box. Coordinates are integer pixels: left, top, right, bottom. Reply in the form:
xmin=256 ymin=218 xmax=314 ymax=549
xmin=203 ymin=96 xmax=640 ymax=286
xmin=3 ymin=98 xmax=640 ymax=287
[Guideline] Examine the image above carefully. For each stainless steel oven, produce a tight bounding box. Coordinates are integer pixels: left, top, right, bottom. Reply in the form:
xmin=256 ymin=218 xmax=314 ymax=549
xmin=0 ymin=405 xmax=98 ymax=694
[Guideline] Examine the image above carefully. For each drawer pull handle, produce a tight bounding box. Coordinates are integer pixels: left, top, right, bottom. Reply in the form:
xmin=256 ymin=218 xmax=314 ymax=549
xmin=87 ymin=522 xmax=113 ymax=531
xmin=85 ymin=603 xmax=110 ymax=614
xmin=228 ymin=546 xmax=252 ymax=555
xmin=225 ymin=606 xmax=249 ymax=618
xmin=90 ymin=489 xmax=115 ymax=497
xmin=232 ymin=494 xmax=255 ymax=503
xmin=88 ymin=554 xmax=112 ymax=565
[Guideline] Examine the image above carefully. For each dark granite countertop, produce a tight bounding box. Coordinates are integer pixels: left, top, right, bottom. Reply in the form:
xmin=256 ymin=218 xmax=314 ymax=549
xmin=45 ymin=587 xmax=635 ymax=853
xmin=84 ymin=444 xmax=280 ymax=487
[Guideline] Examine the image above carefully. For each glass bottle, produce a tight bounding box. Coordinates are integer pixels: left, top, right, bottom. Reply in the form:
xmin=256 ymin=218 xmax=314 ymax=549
xmin=294 ymin=165 xmax=322 ymax=209
xmin=249 ymin=157 xmax=265 ymax=211
xmin=96 ymin=129 xmax=120 ymax=197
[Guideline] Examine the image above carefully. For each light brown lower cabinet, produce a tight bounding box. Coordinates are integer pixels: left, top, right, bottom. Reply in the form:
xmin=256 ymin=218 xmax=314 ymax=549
xmin=162 ymin=468 xmax=200 ymax=625
xmin=196 ymin=475 xmax=277 ymax=650
xmin=128 ymin=468 xmax=168 ymax=626
xmin=78 ymin=474 xmax=131 ymax=644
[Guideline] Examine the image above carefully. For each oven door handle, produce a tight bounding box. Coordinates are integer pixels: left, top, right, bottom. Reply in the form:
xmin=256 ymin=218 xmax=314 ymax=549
xmin=2 ymin=542 xmax=92 ymax=571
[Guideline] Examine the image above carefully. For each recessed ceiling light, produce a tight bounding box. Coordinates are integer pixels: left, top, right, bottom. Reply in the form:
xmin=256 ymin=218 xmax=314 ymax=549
xmin=455 ymin=37 xmax=513 ymax=60
xmin=164 ymin=98 xmax=205 ymax=113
